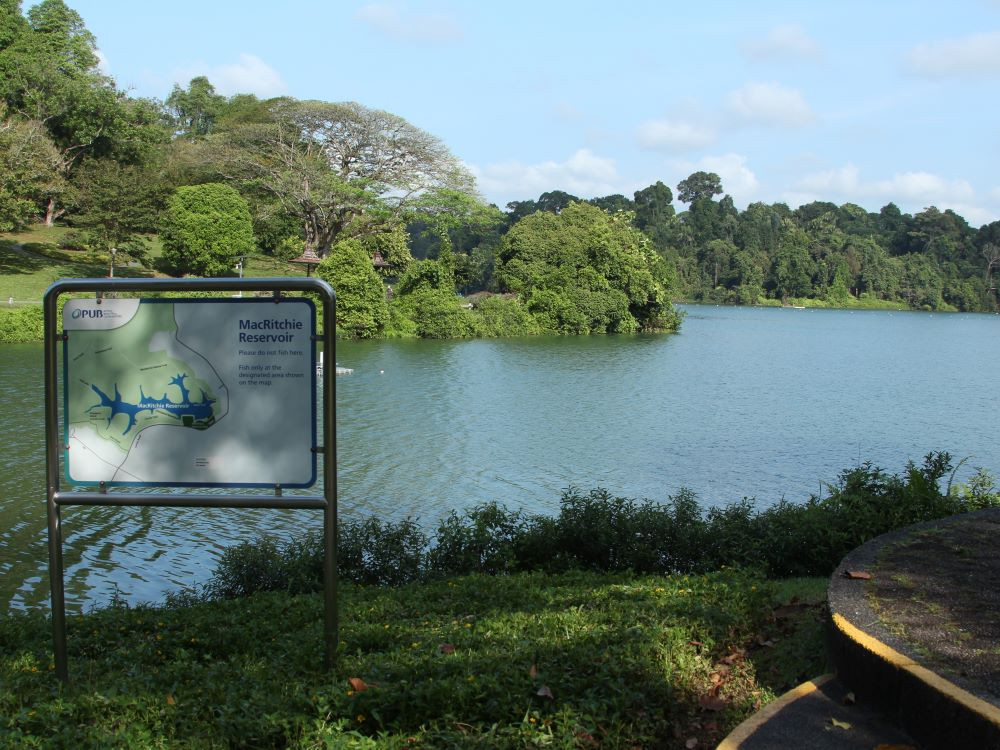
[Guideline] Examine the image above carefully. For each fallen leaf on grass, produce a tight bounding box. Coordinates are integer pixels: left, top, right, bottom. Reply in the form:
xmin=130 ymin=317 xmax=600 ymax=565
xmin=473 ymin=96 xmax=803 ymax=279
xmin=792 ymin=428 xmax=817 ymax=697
xmin=348 ymin=677 xmax=370 ymax=692
xmin=698 ymin=694 xmax=728 ymax=711
xmin=438 ymin=643 xmax=455 ymax=655
xmin=720 ymin=649 xmax=746 ymax=665
xmin=828 ymin=717 xmax=852 ymax=730
xmin=844 ymin=570 xmax=872 ymax=580
xmin=166 ymin=694 xmax=175 ymax=706
xmin=528 ymin=662 xmax=538 ymax=679
xmin=772 ymin=603 xmax=811 ymax=619
xmin=536 ymin=685 xmax=554 ymax=699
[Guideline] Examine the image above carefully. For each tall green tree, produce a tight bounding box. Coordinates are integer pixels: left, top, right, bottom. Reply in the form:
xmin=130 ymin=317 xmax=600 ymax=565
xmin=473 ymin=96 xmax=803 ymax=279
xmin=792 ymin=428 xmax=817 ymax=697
xmin=589 ymin=193 xmax=634 ymax=214
xmin=0 ymin=0 xmax=28 ymax=50
xmin=66 ymin=158 xmax=164 ymax=272
xmin=166 ymin=76 xmax=225 ymax=137
xmin=159 ymin=182 xmax=255 ymax=277
xmin=770 ymin=228 xmax=814 ymax=299
xmin=411 ymin=188 xmax=504 ymax=256
xmin=0 ymin=0 xmax=167 ymax=224
xmin=0 ymin=110 xmax=60 ymax=230
xmin=317 ymin=238 xmax=389 ymax=338
xmin=676 ymin=171 xmax=723 ymax=204
xmin=632 ymin=181 xmax=676 ymax=252
xmin=497 ymin=202 xmax=679 ymax=333
xmin=224 ymin=98 xmax=477 ymax=259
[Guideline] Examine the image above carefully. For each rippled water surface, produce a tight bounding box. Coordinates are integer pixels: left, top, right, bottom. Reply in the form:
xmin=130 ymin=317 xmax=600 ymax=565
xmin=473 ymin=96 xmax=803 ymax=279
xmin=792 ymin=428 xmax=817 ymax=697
xmin=2 ymin=305 xmax=999 ymax=610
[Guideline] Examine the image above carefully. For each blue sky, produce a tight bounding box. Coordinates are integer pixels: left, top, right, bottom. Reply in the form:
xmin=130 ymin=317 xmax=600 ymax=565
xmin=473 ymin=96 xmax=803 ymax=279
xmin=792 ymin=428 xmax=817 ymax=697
xmin=59 ymin=0 xmax=1000 ymax=227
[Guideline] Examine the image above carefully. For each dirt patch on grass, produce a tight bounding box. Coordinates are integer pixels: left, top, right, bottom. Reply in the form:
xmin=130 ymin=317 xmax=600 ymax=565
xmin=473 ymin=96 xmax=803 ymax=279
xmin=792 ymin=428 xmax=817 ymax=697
xmin=870 ymin=511 xmax=1000 ymax=702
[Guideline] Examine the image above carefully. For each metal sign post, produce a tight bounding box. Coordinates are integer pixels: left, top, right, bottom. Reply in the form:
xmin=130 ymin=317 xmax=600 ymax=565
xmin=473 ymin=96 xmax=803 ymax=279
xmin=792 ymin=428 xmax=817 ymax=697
xmin=43 ymin=277 xmax=338 ymax=680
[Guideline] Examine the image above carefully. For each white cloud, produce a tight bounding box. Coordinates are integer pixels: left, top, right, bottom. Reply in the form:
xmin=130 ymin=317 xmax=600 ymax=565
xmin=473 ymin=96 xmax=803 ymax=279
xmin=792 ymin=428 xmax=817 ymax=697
xmin=871 ymin=172 xmax=976 ymax=203
xmin=636 ymin=118 xmax=715 ymax=152
xmin=356 ymin=3 xmax=463 ymax=44
xmin=789 ymin=164 xmax=998 ymax=226
xmin=796 ymin=164 xmax=976 ymax=204
xmin=906 ymin=31 xmax=1000 ymax=77
xmin=727 ymin=82 xmax=815 ymax=127
xmin=170 ymin=54 xmax=287 ymax=98
xmin=673 ymin=153 xmax=759 ymax=205
xmin=209 ymin=54 xmax=287 ymax=97
xmin=95 ymin=49 xmax=112 ymax=77
xmin=794 ymin=164 xmax=863 ymax=195
xmin=742 ymin=25 xmax=822 ymax=61
xmin=469 ymin=149 xmax=621 ymax=204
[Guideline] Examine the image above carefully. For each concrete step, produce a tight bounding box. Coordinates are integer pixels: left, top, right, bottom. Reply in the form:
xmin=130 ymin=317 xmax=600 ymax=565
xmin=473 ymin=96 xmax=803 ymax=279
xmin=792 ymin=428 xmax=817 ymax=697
xmin=718 ymin=674 xmax=917 ymax=749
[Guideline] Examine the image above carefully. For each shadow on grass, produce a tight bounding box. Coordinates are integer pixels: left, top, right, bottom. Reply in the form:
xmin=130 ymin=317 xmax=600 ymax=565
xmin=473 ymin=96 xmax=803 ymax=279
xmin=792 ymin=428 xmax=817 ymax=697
xmin=0 ymin=242 xmax=155 ymax=283
xmin=0 ymin=570 xmax=819 ymax=748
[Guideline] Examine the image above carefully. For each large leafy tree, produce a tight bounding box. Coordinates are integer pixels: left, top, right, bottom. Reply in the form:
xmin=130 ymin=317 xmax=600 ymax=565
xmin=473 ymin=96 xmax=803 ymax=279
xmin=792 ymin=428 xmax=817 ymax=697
xmin=0 ymin=0 xmax=167 ymax=224
xmin=769 ymin=228 xmax=814 ymax=299
xmin=0 ymin=0 xmax=28 ymax=50
xmin=0 ymin=110 xmax=60 ymax=230
xmin=224 ymin=99 xmax=478 ymax=259
xmin=676 ymin=171 xmax=723 ymax=204
xmin=166 ymin=76 xmax=225 ymax=138
xmin=159 ymin=182 xmax=255 ymax=277
xmin=497 ymin=202 xmax=680 ymax=334
xmin=66 ymin=158 xmax=164 ymax=272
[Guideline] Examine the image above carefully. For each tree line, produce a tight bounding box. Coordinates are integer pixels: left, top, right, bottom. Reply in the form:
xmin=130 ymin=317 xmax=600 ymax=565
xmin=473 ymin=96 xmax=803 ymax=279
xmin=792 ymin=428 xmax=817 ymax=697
xmin=1 ymin=0 xmax=997 ymax=344
xmin=445 ymin=175 xmax=1000 ymax=314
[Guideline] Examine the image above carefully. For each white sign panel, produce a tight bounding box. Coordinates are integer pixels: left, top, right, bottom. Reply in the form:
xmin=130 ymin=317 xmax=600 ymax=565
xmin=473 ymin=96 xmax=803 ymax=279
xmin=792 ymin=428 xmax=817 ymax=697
xmin=62 ymin=297 xmax=316 ymax=487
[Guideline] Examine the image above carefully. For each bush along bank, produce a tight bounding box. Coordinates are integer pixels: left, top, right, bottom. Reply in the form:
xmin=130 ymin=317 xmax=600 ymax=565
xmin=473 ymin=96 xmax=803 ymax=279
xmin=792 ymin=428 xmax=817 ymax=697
xmin=3 ymin=453 xmax=984 ymax=749
xmin=207 ymin=452 xmax=996 ymax=598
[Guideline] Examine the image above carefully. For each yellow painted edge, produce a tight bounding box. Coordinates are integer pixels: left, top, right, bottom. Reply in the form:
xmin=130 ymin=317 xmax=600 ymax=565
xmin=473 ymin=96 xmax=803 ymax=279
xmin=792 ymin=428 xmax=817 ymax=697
xmin=832 ymin=612 xmax=1000 ymax=728
xmin=716 ymin=673 xmax=835 ymax=750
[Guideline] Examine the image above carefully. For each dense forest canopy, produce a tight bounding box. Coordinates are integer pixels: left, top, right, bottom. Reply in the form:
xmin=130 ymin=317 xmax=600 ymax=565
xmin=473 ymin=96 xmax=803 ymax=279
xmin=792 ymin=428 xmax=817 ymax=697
xmin=1 ymin=0 xmax=998 ymax=337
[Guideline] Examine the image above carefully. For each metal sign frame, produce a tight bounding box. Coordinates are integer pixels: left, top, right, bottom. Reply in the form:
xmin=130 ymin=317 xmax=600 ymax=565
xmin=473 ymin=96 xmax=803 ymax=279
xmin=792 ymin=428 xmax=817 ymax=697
xmin=43 ymin=277 xmax=338 ymax=681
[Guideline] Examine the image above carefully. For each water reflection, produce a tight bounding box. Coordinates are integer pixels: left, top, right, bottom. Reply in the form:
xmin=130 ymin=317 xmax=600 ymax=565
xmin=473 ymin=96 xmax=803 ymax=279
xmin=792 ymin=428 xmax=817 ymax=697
xmin=2 ymin=306 xmax=999 ymax=611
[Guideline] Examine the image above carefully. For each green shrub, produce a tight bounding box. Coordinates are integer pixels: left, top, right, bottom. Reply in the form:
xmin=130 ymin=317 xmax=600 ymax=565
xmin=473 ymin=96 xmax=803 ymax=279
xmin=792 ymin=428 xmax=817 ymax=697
xmin=468 ymin=295 xmax=541 ymax=337
xmin=158 ymin=183 xmax=255 ymax=277
xmin=0 ymin=305 xmax=44 ymax=342
xmin=409 ymin=287 xmax=473 ymax=339
xmin=317 ymin=239 xmax=389 ymax=338
xmin=428 ymin=502 xmax=530 ymax=575
xmin=338 ymin=516 xmax=428 ymax=586
xmin=206 ymin=452 xmax=998 ymax=597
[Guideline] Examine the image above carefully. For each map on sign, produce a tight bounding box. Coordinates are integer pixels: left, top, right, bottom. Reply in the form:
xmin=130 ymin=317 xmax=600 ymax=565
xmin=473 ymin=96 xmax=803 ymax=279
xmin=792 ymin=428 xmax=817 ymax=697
xmin=63 ymin=297 xmax=316 ymax=487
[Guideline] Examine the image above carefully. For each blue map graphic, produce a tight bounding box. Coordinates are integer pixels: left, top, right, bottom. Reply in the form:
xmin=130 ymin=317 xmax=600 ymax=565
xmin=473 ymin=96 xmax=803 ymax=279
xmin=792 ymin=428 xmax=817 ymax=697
xmin=89 ymin=373 xmax=216 ymax=434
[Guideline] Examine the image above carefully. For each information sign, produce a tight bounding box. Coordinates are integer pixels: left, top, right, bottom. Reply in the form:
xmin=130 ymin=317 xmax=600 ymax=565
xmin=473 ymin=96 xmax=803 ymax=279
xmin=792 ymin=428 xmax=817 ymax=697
xmin=62 ymin=297 xmax=316 ymax=487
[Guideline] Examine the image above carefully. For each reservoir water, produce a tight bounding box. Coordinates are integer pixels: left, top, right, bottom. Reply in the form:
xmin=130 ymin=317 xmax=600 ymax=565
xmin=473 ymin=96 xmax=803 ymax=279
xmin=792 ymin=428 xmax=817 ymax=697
xmin=2 ymin=304 xmax=998 ymax=611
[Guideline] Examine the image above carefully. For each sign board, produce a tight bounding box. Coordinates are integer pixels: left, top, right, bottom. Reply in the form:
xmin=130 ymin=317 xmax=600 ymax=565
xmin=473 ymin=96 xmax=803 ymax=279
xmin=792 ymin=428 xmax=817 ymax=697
xmin=62 ymin=297 xmax=317 ymax=487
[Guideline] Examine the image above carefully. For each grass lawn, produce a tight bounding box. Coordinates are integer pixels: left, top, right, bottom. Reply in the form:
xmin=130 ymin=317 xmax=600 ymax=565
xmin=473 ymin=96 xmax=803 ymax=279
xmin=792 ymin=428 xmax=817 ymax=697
xmin=0 ymin=237 xmax=154 ymax=303
xmin=0 ymin=570 xmax=828 ymax=749
xmin=0 ymin=225 xmax=311 ymax=306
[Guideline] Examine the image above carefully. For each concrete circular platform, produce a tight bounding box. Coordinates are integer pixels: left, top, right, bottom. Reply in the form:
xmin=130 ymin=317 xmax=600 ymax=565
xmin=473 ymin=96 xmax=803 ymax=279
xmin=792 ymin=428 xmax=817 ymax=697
xmin=828 ymin=507 xmax=1000 ymax=749
xmin=720 ymin=508 xmax=1000 ymax=750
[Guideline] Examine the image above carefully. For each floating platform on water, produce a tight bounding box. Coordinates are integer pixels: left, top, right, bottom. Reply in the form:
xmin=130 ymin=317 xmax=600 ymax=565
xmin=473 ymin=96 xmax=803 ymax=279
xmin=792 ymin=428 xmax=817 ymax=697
xmin=316 ymin=352 xmax=352 ymax=376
